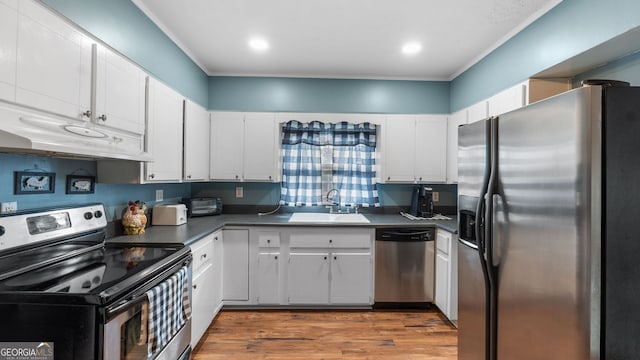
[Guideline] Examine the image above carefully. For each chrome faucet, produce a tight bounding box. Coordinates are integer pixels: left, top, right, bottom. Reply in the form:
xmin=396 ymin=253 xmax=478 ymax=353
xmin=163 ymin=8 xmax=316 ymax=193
xmin=326 ymin=188 xmax=340 ymax=213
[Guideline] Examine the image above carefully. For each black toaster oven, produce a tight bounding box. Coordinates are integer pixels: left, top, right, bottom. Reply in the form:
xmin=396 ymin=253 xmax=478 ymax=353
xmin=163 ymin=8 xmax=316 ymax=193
xmin=186 ymin=197 xmax=222 ymax=217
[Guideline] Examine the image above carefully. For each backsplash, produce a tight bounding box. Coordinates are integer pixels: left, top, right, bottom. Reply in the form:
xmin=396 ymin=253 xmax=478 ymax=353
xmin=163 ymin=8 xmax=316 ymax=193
xmin=0 ymin=153 xmax=191 ymax=221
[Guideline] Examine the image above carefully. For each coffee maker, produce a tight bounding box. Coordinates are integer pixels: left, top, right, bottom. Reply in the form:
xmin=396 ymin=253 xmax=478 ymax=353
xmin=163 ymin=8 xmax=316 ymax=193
xmin=410 ymin=185 xmax=434 ymax=218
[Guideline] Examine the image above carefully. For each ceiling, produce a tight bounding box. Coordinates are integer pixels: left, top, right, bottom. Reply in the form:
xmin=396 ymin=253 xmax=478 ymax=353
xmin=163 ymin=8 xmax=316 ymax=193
xmin=133 ymin=0 xmax=562 ymax=81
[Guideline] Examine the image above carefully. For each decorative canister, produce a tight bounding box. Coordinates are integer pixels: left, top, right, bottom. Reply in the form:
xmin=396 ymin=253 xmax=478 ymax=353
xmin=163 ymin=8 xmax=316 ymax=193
xmin=122 ymin=200 xmax=148 ymax=235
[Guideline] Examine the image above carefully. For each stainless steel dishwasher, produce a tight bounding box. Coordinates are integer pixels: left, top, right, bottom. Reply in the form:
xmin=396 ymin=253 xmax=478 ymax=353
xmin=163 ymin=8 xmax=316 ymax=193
xmin=374 ymin=227 xmax=435 ymax=305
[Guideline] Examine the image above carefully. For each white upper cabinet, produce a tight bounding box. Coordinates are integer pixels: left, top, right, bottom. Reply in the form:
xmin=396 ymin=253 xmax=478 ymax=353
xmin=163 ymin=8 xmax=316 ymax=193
xmin=94 ymin=44 xmax=147 ymax=135
xmin=15 ymin=0 xmax=91 ymax=120
xmin=383 ymin=115 xmax=416 ymax=182
xmin=145 ymin=78 xmax=184 ymax=182
xmin=243 ymin=113 xmax=278 ymax=181
xmin=210 ymin=112 xmax=279 ymax=182
xmin=487 ymin=82 xmax=526 ymax=117
xmin=415 ymin=115 xmax=447 ymax=183
xmin=210 ymin=112 xmax=244 ymax=181
xmin=0 ymin=0 xmax=18 ymax=102
xmin=466 ymin=100 xmax=489 ymax=124
xmin=183 ymin=100 xmax=210 ymax=181
xmin=446 ymin=110 xmax=468 ymax=184
xmin=383 ymin=114 xmax=447 ymax=183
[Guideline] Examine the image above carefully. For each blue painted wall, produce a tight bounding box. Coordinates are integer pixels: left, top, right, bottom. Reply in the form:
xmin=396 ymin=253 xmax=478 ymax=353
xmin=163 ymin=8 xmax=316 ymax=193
xmin=41 ymin=0 xmax=209 ymax=107
xmin=450 ymin=0 xmax=640 ymax=112
xmin=209 ymin=77 xmax=450 ymax=114
xmin=573 ymin=51 xmax=640 ymax=86
xmin=0 ymin=154 xmax=191 ymax=220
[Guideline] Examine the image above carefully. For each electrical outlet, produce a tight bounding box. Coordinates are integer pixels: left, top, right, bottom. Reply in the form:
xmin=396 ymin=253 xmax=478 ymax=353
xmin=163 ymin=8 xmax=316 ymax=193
xmin=432 ymin=192 xmax=440 ymax=202
xmin=235 ymin=187 xmax=244 ymax=198
xmin=155 ymin=189 xmax=164 ymax=202
xmin=0 ymin=201 xmax=17 ymax=214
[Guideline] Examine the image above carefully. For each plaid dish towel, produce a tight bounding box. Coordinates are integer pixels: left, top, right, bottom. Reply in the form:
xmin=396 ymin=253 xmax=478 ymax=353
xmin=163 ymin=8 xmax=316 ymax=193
xmin=146 ymin=266 xmax=191 ymax=355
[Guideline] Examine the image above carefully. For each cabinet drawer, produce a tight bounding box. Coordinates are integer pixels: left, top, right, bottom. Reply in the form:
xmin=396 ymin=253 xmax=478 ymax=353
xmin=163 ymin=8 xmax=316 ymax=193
xmin=436 ymin=232 xmax=451 ymax=255
xmin=191 ymin=235 xmax=213 ymax=272
xmin=290 ymin=233 xmax=370 ymax=249
xmin=258 ymin=232 xmax=280 ymax=247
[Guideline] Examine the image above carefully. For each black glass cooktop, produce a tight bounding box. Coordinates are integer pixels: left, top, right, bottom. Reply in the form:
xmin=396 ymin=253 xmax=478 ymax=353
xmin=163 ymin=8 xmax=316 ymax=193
xmin=0 ymin=243 xmax=184 ymax=295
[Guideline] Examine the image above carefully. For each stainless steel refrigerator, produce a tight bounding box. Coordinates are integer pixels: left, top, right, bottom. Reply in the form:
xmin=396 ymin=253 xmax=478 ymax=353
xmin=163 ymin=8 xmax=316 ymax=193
xmin=457 ymin=82 xmax=640 ymax=360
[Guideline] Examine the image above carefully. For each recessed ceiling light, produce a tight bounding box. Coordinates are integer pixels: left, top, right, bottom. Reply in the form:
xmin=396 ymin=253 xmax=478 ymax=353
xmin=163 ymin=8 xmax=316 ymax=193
xmin=402 ymin=42 xmax=422 ymax=55
xmin=249 ymin=37 xmax=269 ymax=51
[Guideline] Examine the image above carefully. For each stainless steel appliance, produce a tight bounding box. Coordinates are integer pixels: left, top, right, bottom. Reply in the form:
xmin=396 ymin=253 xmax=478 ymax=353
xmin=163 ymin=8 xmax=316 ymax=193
xmin=409 ymin=185 xmax=434 ymax=218
xmin=0 ymin=204 xmax=192 ymax=360
xmin=374 ymin=227 xmax=435 ymax=305
xmin=186 ymin=197 xmax=222 ymax=217
xmin=457 ymin=82 xmax=640 ymax=359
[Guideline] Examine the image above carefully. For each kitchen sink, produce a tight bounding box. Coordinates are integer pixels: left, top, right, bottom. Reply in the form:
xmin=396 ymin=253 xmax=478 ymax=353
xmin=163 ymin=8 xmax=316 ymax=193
xmin=288 ymin=212 xmax=370 ymax=224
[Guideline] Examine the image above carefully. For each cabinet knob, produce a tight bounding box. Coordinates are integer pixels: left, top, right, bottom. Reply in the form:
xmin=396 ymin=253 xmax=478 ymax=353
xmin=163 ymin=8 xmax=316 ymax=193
xmin=201 ymin=253 xmax=207 ymax=259
xmin=324 ymin=256 xmax=327 ymax=260
xmin=269 ymin=175 xmax=272 ymax=180
xmin=187 ymin=175 xmax=192 ymax=179
xmin=235 ymin=175 xmax=239 ymax=179
xmin=214 ymin=237 xmax=218 ymax=241
xmin=419 ymin=177 xmax=423 ymax=181
xmin=192 ymin=284 xmax=197 ymax=289
xmin=329 ymin=239 xmax=333 ymax=244
xmin=387 ymin=176 xmax=391 ymax=181
xmin=267 ymin=239 xmax=271 ymax=243
xmin=274 ymin=255 xmax=278 ymax=259
xmin=98 ymin=114 xmax=107 ymax=122
xmin=82 ymin=110 xmax=92 ymax=118
xmin=334 ymin=256 xmax=337 ymax=260
xmin=149 ymin=174 xmax=155 ymax=179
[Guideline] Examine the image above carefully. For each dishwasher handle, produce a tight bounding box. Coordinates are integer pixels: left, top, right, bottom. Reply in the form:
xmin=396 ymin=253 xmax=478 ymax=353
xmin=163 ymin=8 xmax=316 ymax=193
xmin=376 ymin=228 xmax=435 ymax=241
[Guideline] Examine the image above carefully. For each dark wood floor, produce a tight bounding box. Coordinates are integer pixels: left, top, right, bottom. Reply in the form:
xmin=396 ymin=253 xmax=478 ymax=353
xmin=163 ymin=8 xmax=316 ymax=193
xmin=192 ymin=308 xmax=458 ymax=359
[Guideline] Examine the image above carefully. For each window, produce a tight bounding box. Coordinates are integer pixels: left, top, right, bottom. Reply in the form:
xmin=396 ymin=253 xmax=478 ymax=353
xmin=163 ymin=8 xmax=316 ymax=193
xmin=280 ymin=120 xmax=379 ymax=207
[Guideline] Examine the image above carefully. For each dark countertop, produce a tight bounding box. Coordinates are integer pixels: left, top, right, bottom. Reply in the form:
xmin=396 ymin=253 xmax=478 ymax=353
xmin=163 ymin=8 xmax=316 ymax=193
xmin=107 ymin=213 xmax=458 ymax=246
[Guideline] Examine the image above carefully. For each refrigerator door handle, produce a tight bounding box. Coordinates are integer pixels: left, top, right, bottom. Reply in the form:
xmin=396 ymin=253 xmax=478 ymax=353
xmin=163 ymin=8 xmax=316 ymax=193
xmin=490 ymin=193 xmax=503 ymax=267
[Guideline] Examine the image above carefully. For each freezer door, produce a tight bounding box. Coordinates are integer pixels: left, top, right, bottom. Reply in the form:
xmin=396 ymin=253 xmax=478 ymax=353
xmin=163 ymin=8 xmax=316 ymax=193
xmin=457 ymin=118 xmax=490 ymax=360
xmin=494 ymin=86 xmax=601 ymax=359
xmin=458 ymin=240 xmax=487 ymax=360
xmin=458 ymin=120 xmax=489 ymax=201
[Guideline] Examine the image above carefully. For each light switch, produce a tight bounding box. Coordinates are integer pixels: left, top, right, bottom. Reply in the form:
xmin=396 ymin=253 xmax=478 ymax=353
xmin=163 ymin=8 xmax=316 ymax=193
xmin=236 ymin=187 xmax=244 ymax=198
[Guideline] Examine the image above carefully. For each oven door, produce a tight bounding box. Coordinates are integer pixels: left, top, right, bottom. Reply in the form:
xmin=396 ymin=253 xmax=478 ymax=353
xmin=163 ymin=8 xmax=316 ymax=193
xmin=103 ymin=270 xmax=192 ymax=360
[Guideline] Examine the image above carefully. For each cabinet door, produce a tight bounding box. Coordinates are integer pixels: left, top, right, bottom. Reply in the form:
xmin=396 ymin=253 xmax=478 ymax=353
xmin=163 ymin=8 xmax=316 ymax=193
xmin=288 ymin=253 xmax=329 ymax=304
xmin=222 ymin=229 xmax=249 ymax=301
xmin=487 ymin=83 xmax=526 ymax=117
xmin=210 ymin=112 xmax=244 ymax=181
xmin=95 ymin=45 xmax=147 ymax=134
xmin=257 ymin=252 xmax=280 ymax=304
xmin=191 ymin=263 xmax=215 ymax=348
xmin=415 ymin=115 xmax=447 ymax=182
xmin=435 ymin=252 xmax=449 ymax=316
xmin=383 ymin=115 xmax=416 ymax=182
xmin=183 ymin=100 xmax=210 ymax=181
xmin=0 ymin=1 xmax=17 ymax=101
xmin=243 ymin=113 xmax=278 ymax=181
xmin=145 ymin=78 xmax=183 ymax=182
xmin=16 ymin=1 xmax=91 ymax=120
xmin=446 ymin=110 xmax=468 ymax=184
xmin=330 ymin=253 xmax=372 ymax=304
xmin=211 ymin=231 xmax=223 ymax=307
xmin=467 ymin=101 xmax=488 ymax=124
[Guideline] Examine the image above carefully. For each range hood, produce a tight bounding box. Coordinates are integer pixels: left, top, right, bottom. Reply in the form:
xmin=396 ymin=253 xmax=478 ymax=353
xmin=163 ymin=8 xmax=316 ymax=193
xmin=0 ymin=101 xmax=152 ymax=162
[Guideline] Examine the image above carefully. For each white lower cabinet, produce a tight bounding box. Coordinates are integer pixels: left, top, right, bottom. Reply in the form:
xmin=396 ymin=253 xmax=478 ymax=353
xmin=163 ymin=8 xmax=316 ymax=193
xmin=288 ymin=252 xmax=330 ymax=304
xmin=189 ymin=232 xmax=221 ymax=348
xmin=330 ymin=253 xmax=372 ymax=304
xmin=257 ymin=252 xmax=281 ymax=304
xmin=222 ymin=229 xmax=249 ymax=302
xmin=435 ymin=229 xmax=458 ymax=321
xmin=286 ymin=228 xmax=374 ymax=306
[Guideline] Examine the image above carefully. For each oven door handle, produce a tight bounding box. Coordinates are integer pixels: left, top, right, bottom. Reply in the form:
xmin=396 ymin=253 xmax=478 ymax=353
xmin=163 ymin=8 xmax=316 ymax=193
xmin=106 ymin=293 xmax=148 ymax=319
